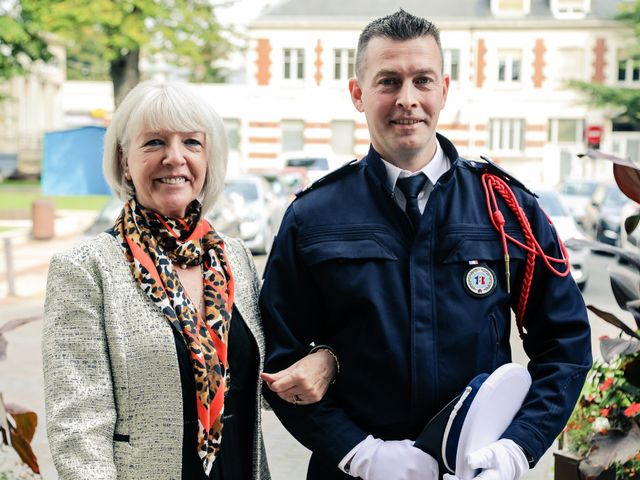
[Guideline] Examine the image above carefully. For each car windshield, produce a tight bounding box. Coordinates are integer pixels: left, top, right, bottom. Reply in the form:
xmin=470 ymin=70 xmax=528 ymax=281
xmin=603 ymin=187 xmax=628 ymax=208
xmin=285 ymin=158 xmax=329 ymax=170
xmin=536 ymin=191 xmax=568 ymax=217
xmin=560 ymin=180 xmax=598 ymax=197
xmin=225 ymin=181 xmax=259 ymax=201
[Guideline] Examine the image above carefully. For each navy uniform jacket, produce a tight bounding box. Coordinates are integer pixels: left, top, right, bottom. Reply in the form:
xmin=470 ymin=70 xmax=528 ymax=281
xmin=260 ymin=134 xmax=591 ymax=476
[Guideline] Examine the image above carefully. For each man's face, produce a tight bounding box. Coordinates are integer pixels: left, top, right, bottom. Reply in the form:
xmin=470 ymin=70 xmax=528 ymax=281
xmin=349 ymin=36 xmax=449 ymax=170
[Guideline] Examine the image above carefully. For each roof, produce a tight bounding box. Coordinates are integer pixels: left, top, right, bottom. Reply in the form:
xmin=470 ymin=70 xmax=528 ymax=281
xmin=252 ymin=0 xmax=622 ymax=26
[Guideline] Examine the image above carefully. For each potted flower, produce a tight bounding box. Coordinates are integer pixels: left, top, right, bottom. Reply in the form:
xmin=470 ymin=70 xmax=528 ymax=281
xmin=557 ymin=155 xmax=640 ymax=479
xmin=558 ymin=331 xmax=640 ymax=479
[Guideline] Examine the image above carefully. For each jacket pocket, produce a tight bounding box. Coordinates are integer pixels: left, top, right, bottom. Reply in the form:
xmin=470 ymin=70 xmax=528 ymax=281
xmin=299 ymin=228 xmax=397 ymax=266
xmin=437 ymin=224 xmax=526 ymax=264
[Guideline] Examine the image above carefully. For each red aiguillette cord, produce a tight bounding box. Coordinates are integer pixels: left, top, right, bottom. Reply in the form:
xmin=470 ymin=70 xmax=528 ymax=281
xmin=481 ymin=173 xmax=571 ymax=337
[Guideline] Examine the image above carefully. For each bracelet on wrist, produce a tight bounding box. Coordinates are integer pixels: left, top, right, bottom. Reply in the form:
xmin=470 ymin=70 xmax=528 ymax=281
xmin=309 ymin=344 xmax=340 ymax=383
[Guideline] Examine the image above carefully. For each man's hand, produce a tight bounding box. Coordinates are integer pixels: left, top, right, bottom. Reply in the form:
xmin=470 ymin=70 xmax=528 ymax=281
xmin=345 ymin=435 xmax=438 ymax=480
xmin=261 ymin=349 xmax=337 ymax=405
xmin=443 ymin=439 xmax=529 ymax=480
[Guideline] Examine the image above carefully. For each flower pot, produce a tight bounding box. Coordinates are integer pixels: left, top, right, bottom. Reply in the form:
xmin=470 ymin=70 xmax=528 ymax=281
xmin=554 ymin=450 xmax=616 ymax=480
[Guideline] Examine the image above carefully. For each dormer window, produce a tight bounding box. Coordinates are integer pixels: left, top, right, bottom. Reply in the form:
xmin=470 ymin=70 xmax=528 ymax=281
xmin=490 ymin=0 xmax=530 ymax=16
xmin=551 ymin=0 xmax=590 ymax=18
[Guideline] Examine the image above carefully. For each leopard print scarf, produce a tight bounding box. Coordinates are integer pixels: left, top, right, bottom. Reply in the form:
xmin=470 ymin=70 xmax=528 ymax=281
xmin=114 ymin=198 xmax=234 ymax=475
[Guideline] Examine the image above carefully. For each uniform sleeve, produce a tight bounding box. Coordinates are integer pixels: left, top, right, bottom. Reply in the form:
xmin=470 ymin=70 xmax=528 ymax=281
xmin=501 ymin=195 xmax=592 ymax=464
xmin=42 ymin=252 xmax=118 ymax=479
xmin=260 ymin=206 xmax=368 ymax=467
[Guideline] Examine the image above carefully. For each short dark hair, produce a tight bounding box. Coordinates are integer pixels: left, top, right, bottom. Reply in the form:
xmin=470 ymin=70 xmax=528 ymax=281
xmin=355 ymin=9 xmax=443 ymax=79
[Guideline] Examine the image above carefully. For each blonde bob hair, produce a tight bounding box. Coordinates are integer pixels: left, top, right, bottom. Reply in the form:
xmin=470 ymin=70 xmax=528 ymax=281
xmin=103 ymin=80 xmax=228 ymax=215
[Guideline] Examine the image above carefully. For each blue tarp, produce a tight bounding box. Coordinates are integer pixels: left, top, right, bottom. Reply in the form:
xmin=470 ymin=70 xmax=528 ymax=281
xmin=42 ymin=126 xmax=111 ymax=195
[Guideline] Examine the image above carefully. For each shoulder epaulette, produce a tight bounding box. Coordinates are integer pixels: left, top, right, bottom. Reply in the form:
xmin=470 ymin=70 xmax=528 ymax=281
xmin=470 ymin=155 xmax=537 ymax=198
xmin=295 ymin=159 xmax=362 ymax=199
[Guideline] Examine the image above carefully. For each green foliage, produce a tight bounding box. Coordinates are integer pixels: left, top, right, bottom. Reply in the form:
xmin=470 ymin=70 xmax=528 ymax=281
xmin=0 ymin=2 xmax=53 ymax=81
xmin=569 ymin=1 xmax=640 ymax=125
xmin=66 ymin=41 xmax=110 ymax=81
xmin=21 ymin=0 xmax=233 ymax=84
xmin=570 ymin=81 xmax=640 ymax=123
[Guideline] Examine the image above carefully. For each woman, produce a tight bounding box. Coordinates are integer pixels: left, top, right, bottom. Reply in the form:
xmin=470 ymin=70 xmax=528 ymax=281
xmin=42 ymin=81 xmax=336 ymax=480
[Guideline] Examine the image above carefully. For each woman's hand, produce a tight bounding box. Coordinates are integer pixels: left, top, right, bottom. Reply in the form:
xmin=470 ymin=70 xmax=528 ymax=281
xmin=261 ymin=349 xmax=338 ymax=405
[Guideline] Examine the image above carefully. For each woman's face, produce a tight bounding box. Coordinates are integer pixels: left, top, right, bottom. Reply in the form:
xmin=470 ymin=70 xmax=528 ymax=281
xmin=124 ymin=129 xmax=207 ymax=217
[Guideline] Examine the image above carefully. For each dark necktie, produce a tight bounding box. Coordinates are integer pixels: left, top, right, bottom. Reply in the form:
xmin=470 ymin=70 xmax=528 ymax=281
xmin=396 ymin=174 xmax=428 ymax=229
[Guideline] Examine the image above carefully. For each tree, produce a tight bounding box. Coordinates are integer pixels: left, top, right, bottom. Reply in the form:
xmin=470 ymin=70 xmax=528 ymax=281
xmin=571 ymin=2 xmax=640 ymax=125
xmin=22 ymin=0 xmax=232 ymax=106
xmin=0 ymin=2 xmax=53 ymax=84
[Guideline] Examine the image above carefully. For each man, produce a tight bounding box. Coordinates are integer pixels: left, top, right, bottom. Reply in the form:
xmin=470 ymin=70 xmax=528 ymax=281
xmin=260 ymin=10 xmax=591 ymax=480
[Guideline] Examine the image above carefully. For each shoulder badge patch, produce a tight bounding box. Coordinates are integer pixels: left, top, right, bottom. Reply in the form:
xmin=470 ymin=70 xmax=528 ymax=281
xmin=463 ymin=264 xmax=497 ymax=297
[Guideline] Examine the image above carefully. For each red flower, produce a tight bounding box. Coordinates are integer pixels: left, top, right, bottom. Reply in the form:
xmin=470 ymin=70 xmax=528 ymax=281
xmin=624 ymin=403 xmax=640 ymax=417
xmin=599 ymin=378 xmax=614 ymax=391
xmin=600 ymin=408 xmax=610 ymax=416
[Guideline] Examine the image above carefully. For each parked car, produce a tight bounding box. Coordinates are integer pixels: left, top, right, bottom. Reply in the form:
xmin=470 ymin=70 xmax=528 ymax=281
xmin=257 ymin=167 xmax=310 ymax=204
xmin=536 ymin=189 xmax=589 ymax=291
xmin=83 ymin=193 xmax=242 ymax=240
xmin=582 ymin=183 xmax=630 ymax=246
xmin=557 ymin=178 xmax=599 ymax=226
xmin=620 ymin=200 xmax=640 ymax=251
xmin=224 ymin=175 xmax=286 ymax=254
xmin=282 ymin=153 xmax=352 ymax=182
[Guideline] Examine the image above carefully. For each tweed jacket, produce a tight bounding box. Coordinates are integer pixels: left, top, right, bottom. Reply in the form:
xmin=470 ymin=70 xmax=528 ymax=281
xmin=43 ymin=232 xmax=271 ymax=480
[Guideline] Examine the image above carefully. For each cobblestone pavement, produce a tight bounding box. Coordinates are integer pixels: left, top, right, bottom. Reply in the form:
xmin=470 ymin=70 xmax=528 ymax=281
xmin=3 ymin=211 xmax=625 ymax=479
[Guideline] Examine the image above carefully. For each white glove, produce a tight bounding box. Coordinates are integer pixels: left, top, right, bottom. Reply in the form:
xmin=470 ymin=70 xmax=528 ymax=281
xmin=343 ymin=435 xmax=438 ymax=480
xmin=444 ymin=439 xmax=529 ymax=480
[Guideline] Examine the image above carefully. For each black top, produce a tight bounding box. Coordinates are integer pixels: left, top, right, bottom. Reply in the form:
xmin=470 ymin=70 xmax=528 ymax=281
xmin=173 ymin=305 xmax=259 ymax=480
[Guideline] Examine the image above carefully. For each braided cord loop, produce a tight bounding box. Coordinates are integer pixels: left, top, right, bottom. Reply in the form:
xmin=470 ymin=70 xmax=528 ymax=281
xmin=481 ymin=172 xmax=571 ymax=337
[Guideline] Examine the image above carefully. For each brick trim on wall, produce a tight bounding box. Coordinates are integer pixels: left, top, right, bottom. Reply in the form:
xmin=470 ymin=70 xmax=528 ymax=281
xmin=314 ymin=39 xmax=323 ymax=86
xmin=592 ymin=38 xmax=607 ymax=84
xmin=248 ymin=152 xmax=279 ymax=159
xmin=248 ymin=121 xmax=279 ymax=128
xmin=476 ymin=39 xmax=487 ymax=88
xmin=255 ymin=38 xmax=272 ymax=86
xmin=532 ymin=39 xmax=546 ymax=88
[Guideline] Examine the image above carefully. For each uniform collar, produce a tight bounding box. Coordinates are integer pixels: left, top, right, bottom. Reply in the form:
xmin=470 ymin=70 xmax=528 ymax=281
xmin=381 ymin=139 xmax=450 ymax=192
xmin=364 ymin=133 xmax=460 ymax=194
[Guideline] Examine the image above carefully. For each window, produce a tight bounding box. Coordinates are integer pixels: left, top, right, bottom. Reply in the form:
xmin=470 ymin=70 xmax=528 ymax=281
xmin=498 ymin=50 xmax=521 ymax=84
xmin=334 ymin=49 xmax=355 ymax=80
xmin=223 ymin=118 xmax=240 ymax=151
xmin=548 ymin=118 xmax=584 ymax=144
xmin=444 ymin=49 xmax=460 ymax=82
xmin=283 ymin=48 xmax=305 ymax=80
xmin=281 ymin=120 xmax=304 ymax=151
xmin=491 ymin=0 xmax=530 ymax=15
xmin=617 ymin=50 xmax=640 ymax=84
xmin=489 ymin=119 xmax=525 ymax=152
xmin=556 ymin=48 xmax=585 ymax=83
xmin=330 ymin=120 xmax=355 ymax=154
xmin=551 ymin=0 xmax=590 ymax=17
xmin=613 ymin=136 xmax=640 ymax=162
